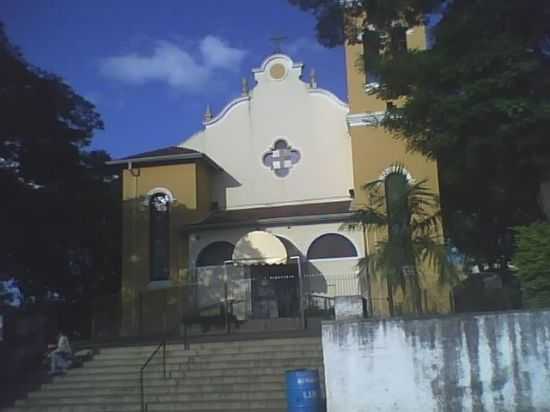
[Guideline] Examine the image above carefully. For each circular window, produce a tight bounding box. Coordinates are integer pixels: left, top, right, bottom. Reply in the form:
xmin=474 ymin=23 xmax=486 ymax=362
xmin=269 ymin=63 xmax=287 ymax=80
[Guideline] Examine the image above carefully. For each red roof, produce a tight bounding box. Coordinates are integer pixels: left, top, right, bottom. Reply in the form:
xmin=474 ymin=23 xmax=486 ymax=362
xmin=122 ymin=146 xmax=199 ymax=160
xmin=185 ymin=200 xmax=353 ymax=230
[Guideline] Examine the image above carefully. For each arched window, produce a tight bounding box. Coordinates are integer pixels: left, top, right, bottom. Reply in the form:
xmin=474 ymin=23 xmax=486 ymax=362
xmin=307 ymin=234 xmax=358 ymax=260
xmin=384 ymin=172 xmax=410 ymax=242
xmin=150 ymin=192 xmax=170 ymax=281
xmin=196 ymin=241 xmax=235 ymax=267
xmin=362 ymin=29 xmax=384 ymax=85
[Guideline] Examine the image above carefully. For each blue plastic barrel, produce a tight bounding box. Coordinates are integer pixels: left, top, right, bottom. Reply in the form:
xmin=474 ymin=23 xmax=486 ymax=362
xmin=285 ymin=369 xmax=322 ymax=412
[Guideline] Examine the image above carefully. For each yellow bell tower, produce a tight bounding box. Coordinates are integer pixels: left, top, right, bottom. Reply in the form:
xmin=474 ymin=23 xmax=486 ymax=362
xmin=345 ymin=23 xmax=451 ymax=316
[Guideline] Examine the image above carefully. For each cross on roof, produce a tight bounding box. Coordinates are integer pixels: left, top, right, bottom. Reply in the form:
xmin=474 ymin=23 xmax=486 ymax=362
xmin=270 ymin=35 xmax=287 ymax=53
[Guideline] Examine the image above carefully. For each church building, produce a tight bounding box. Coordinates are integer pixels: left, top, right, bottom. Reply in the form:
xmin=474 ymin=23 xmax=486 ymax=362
xmin=107 ymin=28 xmax=450 ymax=337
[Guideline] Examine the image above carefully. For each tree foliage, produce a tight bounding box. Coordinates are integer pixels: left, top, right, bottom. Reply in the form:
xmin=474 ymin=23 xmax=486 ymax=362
xmin=0 ymin=23 xmax=120 ymax=323
xmin=344 ymin=166 xmax=457 ymax=313
xmin=291 ymin=0 xmax=550 ymax=265
xmin=289 ymin=0 xmax=439 ymax=48
xmin=512 ymin=223 xmax=550 ymax=308
xmin=0 ymin=282 xmax=12 ymax=306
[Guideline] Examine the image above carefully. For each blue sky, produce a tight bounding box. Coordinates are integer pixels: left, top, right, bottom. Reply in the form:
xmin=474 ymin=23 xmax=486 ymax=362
xmin=1 ymin=1 xmax=346 ymax=158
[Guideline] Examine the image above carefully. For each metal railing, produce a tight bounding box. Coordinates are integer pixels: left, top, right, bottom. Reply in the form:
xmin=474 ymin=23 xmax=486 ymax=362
xmin=305 ymin=293 xmax=335 ymax=311
xmin=140 ymin=339 xmax=166 ymax=412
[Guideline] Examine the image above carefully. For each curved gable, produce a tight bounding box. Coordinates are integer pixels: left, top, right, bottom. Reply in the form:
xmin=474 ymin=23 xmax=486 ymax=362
xmin=182 ymin=54 xmax=353 ymax=210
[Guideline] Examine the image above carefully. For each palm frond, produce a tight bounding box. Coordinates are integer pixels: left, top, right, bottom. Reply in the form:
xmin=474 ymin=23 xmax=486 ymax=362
xmin=348 ymin=163 xmax=457 ymax=294
xmin=411 ymin=213 xmax=442 ymax=237
xmin=341 ymin=208 xmax=388 ymax=232
xmin=412 ymin=235 xmax=459 ymax=285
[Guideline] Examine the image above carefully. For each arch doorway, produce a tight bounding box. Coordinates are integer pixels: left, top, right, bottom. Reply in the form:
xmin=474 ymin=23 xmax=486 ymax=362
xmin=230 ymin=231 xmax=302 ymax=329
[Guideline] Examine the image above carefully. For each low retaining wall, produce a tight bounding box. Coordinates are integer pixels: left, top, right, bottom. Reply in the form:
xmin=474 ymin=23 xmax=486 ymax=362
xmin=322 ymin=310 xmax=550 ymax=411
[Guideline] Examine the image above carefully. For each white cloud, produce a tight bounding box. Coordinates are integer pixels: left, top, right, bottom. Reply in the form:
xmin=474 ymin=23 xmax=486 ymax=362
xmin=99 ymin=37 xmax=246 ymax=92
xmin=199 ymin=36 xmax=246 ymax=70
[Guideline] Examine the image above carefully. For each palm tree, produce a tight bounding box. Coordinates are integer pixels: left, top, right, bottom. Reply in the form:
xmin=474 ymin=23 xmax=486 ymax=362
xmin=344 ymin=165 xmax=457 ymax=315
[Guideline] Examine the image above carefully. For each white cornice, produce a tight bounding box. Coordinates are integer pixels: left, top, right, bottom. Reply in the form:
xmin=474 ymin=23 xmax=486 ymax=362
xmin=347 ymin=111 xmax=386 ymax=128
xmin=202 ymin=95 xmax=251 ymax=128
xmin=308 ymin=88 xmax=349 ymax=112
xmin=252 ymin=54 xmax=303 ymax=73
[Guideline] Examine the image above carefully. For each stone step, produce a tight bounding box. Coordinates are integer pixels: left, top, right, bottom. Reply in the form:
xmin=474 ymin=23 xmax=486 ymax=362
xmin=9 ymin=336 xmax=323 ymax=412
xmin=181 ymin=364 xmax=323 ymax=379
xmin=30 ymin=382 xmax=287 ymax=399
xmin=7 ymin=407 xmax=286 ymax=412
xmin=42 ymin=373 xmax=293 ymax=391
xmin=9 ymin=409 xmax=285 ymax=412
xmin=93 ymin=345 xmax=321 ymax=362
xmin=98 ymin=350 xmax=323 ymax=370
xmin=30 ymin=383 xmax=326 ymax=407
xmin=47 ymin=366 xmax=323 ymax=387
xmin=7 ymin=398 xmax=288 ymax=411
xmin=57 ymin=358 xmax=322 ymax=381
xmin=90 ymin=348 xmax=323 ymax=365
xmin=97 ymin=337 xmax=321 ymax=356
xmin=19 ymin=389 xmax=287 ymax=406
xmin=82 ymin=356 xmax=321 ymax=372
xmin=185 ymin=357 xmax=323 ymax=370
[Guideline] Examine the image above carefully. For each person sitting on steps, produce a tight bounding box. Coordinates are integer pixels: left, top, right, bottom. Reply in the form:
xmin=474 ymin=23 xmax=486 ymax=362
xmin=48 ymin=330 xmax=72 ymax=375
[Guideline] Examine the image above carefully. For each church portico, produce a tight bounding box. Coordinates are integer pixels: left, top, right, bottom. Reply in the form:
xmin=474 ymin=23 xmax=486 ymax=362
xmin=182 ymin=206 xmax=365 ymax=334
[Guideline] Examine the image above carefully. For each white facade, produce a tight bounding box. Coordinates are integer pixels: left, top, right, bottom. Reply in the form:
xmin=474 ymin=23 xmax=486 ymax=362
xmin=190 ymin=222 xmax=363 ymax=272
xmin=180 ymin=54 xmax=363 ymax=306
xmin=181 ymin=54 xmax=353 ymax=210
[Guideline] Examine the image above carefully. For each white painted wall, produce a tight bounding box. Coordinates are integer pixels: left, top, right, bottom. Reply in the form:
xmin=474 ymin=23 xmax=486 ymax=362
xmin=322 ymin=311 xmax=550 ymax=412
xmin=182 ymin=54 xmax=353 ymax=210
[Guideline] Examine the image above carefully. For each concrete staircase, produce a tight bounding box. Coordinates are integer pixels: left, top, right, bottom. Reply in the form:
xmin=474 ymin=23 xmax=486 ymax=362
xmin=5 ymin=336 xmax=324 ymax=412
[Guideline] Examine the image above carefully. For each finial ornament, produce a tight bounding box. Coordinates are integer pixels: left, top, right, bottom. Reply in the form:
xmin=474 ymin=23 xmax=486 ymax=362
xmin=203 ymin=104 xmax=213 ymax=122
xmin=309 ymin=68 xmax=318 ymax=88
xmin=241 ymin=77 xmax=249 ymax=96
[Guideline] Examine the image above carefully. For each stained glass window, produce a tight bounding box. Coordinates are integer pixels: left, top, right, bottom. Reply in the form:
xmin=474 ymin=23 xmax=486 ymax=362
xmin=262 ymin=139 xmax=301 ymax=178
xmin=150 ymin=193 xmax=170 ymax=281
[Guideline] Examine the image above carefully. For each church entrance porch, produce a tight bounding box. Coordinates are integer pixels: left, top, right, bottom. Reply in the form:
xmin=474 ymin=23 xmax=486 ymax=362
xmin=250 ymin=263 xmax=299 ymax=319
xmin=185 ymin=260 xmax=303 ymax=335
xmin=244 ymin=262 xmax=301 ymax=330
xmin=181 ymin=261 xmax=361 ymax=337
xmin=177 ymin=229 xmax=363 ymax=337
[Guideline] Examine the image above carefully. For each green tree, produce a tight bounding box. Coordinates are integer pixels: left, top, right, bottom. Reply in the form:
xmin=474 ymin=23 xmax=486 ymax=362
xmin=0 ymin=282 xmax=12 ymax=306
xmin=512 ymin=223 xmax=550 ymax=308
xmin=289 ymin=0 xmax=438 ymax=48
xmin=0 ymin=23 xmax=120 ymax=332
xmin=291 ymin=0 xmax=550 ymax=266
xmin=345 ymin=166 xmax=456 ymax=314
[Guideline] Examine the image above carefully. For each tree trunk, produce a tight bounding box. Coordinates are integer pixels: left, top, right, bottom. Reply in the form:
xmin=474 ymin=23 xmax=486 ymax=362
xmin=409 ymin=275 xmax=423 ymax=314
xmin=387 ymin=279 xmax=394 ymax=317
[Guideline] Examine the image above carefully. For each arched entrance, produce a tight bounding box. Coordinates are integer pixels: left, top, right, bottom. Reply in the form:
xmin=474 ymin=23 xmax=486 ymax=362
xmin=230 ymin=231 xmax=302 ymax=330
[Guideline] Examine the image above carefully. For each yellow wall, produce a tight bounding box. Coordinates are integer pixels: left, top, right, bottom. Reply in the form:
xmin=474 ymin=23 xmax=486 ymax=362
xmin=345 ymin=42 xmax=386 ymax=113
xmin=346 ymin=24 xmax=451 ymax=316
xmin=118 ymin=161 xmax=212 ymax=336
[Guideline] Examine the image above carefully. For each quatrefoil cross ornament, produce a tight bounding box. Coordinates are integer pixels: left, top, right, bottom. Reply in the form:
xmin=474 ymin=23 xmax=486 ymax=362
xmin=262 ymin=139 xmax=301 ymax=177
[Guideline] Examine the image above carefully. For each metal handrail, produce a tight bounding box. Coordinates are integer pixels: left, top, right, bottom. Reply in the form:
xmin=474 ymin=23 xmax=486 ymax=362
xmin=305 ymin=293 xmax=336 ymax=316
xmin=140 ymin=339 xmax=166 ymax=412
